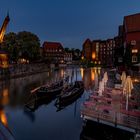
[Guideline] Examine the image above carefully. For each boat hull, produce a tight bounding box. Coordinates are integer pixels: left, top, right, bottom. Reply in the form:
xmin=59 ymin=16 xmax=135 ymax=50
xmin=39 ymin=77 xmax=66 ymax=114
xmin=35 ymin=86 xmax=63 ymax=98
xmin=57 ymin=87 xmax=84 ymax=106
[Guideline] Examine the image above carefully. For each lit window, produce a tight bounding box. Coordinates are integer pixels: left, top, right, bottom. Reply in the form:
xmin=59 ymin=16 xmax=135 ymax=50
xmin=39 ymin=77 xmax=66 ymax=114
xmin=92 ymin=52 xmax=96 ymax=60
xmin=132 ymin=49 xmax=138 ymax=53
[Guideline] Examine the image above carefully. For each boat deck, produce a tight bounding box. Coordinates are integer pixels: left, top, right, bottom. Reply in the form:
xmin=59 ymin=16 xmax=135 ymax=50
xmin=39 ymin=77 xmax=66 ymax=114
xmin=81 ymin=108 xmax=140 ymax=133
xmin=81 ymin=86 xmax=140 ymax=134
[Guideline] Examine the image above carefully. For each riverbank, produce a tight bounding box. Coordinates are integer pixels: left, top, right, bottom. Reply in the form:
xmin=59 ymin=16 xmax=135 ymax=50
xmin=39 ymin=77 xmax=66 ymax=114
xmin=0 ymin=63 xmax=49 ymax=81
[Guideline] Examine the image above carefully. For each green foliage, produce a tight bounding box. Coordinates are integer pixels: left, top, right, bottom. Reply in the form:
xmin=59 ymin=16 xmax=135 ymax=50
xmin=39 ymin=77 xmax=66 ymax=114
xmin=64 ymin=47 xmax=82 ymax=60
xmin=1 ymin=31 xmax=40 ymax=62
xmin=64 ymin=47 xmax=70 ymax=52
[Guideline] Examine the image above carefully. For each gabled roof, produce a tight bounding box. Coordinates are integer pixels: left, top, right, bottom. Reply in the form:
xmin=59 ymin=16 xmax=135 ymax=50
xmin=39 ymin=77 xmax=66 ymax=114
xmin=124 ymin=13 xmax=140 ymax=33
xmin=43 ymin=41 xmax=64 ymax=50
xmin=83 ymin=38 xmax=92 ymax=46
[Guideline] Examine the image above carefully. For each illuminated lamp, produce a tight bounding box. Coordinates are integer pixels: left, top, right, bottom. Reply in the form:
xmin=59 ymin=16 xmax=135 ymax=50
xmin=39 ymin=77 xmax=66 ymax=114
xmin=92 ymin=52 xmax=96 ymax=60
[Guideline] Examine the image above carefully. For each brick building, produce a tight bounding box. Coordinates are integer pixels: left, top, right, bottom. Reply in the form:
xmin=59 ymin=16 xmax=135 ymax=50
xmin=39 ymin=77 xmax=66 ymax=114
xmin=42 ymin=41 xmax=64 ymax=63
xmin=91 ymin=40 xmax=100 ymax=64
xmin=113 ymin=25 xmax=124 ymax=67
xmin=83 ymin=39 xmax=92 ymax=60
xmin=123 ymin=13 xmax=140 ymax=64
xmin=100 ymin=39 xmax=115 ymax=66
xmin=83 ymin=39 xmax=115 ymax=66
xmin=82 ymin=13 xmax=140 ymax=68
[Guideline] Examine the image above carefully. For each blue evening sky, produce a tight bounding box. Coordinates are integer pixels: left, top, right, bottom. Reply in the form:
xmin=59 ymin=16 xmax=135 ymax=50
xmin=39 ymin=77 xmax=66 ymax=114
xmin=1 ymin=0 xmax=140 ymax=49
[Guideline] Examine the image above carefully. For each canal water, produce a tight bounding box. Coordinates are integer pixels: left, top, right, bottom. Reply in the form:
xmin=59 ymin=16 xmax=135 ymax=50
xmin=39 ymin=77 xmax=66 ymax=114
xmin=0 ymin=68 xmax=134 ymax=140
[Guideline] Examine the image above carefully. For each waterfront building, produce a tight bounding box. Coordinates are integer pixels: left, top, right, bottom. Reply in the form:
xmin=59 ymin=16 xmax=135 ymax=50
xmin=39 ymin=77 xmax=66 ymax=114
xmin=82 ymin=39 xmax=92 ymax=61
xmin=82 ymin=13 xmax=140 ymax=68
xmin=99 ymin=39 xmax=115 ymax=66
xmin=83 ymin=39 xmax=115 ymax=66
xmin=91 ymin=40 xmax=100 ymax=65
xmin=114 ymin=35 xmax=124 ymax=66
xmin=42 ymin=41 xmax=64 ymax=63
xmin=123 ymin=13 xmax=140 ymax=65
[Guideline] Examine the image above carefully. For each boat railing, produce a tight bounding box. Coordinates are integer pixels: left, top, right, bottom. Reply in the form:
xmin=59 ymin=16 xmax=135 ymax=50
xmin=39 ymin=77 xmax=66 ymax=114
xmin=81 ymin=107 xmax=140 ymax=130
xmin=117 ymin=113 xmax=140 ymax=129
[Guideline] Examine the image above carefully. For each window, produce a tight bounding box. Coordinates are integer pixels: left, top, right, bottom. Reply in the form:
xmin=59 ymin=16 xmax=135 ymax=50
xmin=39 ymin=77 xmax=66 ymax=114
xmin=131 ymin=40 xmax=136 ymax=45
xmin=132 ymin=56 xmax=137 ymax=63
xmin=132 ymin=49 xmax=138 ymax=53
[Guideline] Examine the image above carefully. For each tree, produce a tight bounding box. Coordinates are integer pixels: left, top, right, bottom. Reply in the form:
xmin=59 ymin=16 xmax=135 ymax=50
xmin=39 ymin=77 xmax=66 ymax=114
xmin=1 ymin=32 xmax=19 ymax=62
xmin=64 ymin=47 xmax=70 ymax=52
xmin=1 ymin=31 xmax=41 ymax=63
xmin=70 ymin=48 xmax=82 ymax=60
xmin=17 ymin=31 xmax=40 ymax=61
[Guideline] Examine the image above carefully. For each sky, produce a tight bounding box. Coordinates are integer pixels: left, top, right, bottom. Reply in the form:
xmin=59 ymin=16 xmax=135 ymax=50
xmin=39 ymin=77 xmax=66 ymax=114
xmin=1 ymin=0 xmax=140 ymax=49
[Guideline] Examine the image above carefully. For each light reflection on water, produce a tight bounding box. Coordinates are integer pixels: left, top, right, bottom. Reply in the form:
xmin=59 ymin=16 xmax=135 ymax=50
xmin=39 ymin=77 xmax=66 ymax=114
xmin=0 ymin=68 xmax=133 ymax=140
xmin=0 ymin=68 xmax=97 ymax=140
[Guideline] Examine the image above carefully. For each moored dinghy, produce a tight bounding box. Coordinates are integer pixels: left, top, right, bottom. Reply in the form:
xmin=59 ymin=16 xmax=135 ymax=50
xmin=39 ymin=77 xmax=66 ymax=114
xmin=55 ymin=81 xmax=84 ymax=107
xmin=31 ymin=79 xmax=64 ymax=98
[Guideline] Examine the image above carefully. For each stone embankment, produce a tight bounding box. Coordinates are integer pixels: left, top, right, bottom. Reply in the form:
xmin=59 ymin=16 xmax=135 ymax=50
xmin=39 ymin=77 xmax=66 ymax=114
xmin=0 ymin=63 xmax=49 ymax=80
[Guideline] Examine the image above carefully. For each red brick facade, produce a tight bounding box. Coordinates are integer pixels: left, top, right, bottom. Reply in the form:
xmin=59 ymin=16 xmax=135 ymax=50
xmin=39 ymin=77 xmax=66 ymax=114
xmin=43 ymin=42 xmax=64 ymax=63
xmin=83 ymin=39 xmax=92 ymax=60
xmin=124 ymin=13 xmax=140 ymax=64
xmin=83 ymin=39 xmax=114 ymax=66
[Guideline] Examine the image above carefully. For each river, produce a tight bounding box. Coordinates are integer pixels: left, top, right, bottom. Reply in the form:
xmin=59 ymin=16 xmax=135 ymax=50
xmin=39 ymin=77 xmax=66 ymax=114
xmin=0 ymin=67 xmax=133 ymax=140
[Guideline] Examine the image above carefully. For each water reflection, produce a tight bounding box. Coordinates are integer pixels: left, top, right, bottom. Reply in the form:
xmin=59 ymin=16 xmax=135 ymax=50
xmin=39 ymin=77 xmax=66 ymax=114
xmin=81 ymin=67 xmax=100 ymax=92
xmin=25 ymin=95 xmax=55 ymax=112
xmin=0 ymin=109 xmax=8 ymax=127
xmin=0 ymin=67 xmax=111 ymax=140
xmin=55 ymin=91 xmax=83 ymax=112
xmin=80 ymin=121 xmax=134 ymax=140
xmin=1 ymin=88 xmax=9 ymax=106
xmin=23 ymin=109 xmax=35 ymax=122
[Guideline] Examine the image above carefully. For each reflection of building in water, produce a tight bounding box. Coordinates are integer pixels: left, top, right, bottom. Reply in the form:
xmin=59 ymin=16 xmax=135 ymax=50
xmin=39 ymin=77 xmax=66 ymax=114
xmin=80 ymin=68 xmax=84 ymax=80
xmin=0 ymin=83 xmax=9 ymax=127
xmin=81 ymin=68 xmax=100 ymax=91
xmin=0 ymin=110 xmax=8 ymax=127
xmin=91 ymin=69 xmax=95 ymax=81
xmin=82 ymin=69 xmax=94 ymax=91
xmin=0 ymin=81 xmax=10 ymax=106
xmin=94 ymin=68 xmax=99 ymax=89
xmin=80 ymin=121 xmax=134 ymax=140
xmin=60 ymin=68 xmax=64 ymax=78
xmin=1 ymin=88 xmax=9 ymax=105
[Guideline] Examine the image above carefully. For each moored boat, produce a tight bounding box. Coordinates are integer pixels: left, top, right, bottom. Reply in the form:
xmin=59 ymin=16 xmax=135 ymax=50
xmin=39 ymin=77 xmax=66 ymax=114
xmin=31 ymin=79 xmax=64 ymax=98
xmin=55 ymin=81 xmax=84 ymax=107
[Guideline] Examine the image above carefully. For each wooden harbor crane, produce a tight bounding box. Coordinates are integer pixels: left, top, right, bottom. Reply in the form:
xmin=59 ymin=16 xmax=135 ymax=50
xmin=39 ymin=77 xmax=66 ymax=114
xmin=0 ymin=13 xmax=10 ymax=69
